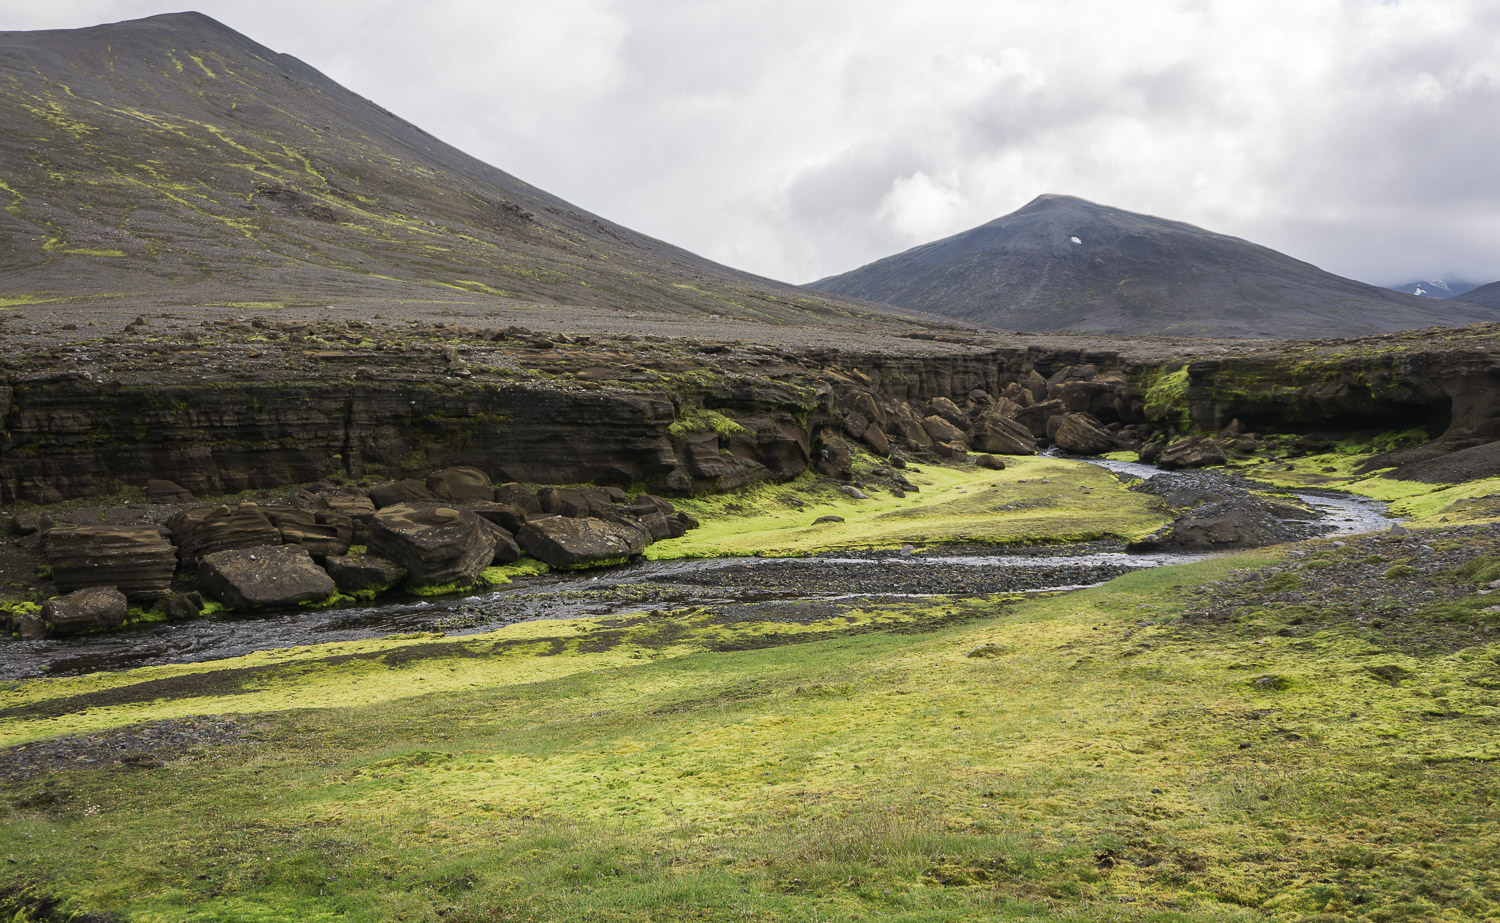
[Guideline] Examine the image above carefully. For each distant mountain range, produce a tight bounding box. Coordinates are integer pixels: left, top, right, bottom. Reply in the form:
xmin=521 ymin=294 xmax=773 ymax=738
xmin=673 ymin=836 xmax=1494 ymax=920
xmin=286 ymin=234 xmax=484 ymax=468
xmin=808 ymin=195 xmax=1498 ymax=338
xmin=0 ymin=13 xmax=905 ymax=328
xmin=1387 ymin=279 xmax=1485 ymax=298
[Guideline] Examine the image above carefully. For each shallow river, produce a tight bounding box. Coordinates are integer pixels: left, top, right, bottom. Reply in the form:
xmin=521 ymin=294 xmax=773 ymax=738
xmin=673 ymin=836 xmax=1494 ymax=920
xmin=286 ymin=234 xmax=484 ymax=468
xmin=0 ymin=461 xmax=1395 ymax=682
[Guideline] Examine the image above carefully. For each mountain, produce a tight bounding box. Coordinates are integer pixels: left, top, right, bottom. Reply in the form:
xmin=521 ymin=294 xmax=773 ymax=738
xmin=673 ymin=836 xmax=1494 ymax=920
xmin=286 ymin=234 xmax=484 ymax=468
xmin=807 ymin=194 xmax=1496 ymax=338
xmin=1450 ymin=282 xmax=1500 ymax=311
xmin=1387 ymin=279 xmax=1483 ymax=298
xmin=0 ymin=13 xmax=910 ymax=329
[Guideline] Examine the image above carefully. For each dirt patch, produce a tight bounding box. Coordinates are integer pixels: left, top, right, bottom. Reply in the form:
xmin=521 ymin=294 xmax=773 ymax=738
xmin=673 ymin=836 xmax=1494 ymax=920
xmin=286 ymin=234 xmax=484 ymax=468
xmin=0 ymin=714 xmax=252 ymax=782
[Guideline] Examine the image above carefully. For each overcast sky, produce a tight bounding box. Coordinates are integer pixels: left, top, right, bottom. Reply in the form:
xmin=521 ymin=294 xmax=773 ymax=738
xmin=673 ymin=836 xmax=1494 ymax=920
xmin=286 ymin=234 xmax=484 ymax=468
xmin=3 ymin=1 xmax=1499 ymax=288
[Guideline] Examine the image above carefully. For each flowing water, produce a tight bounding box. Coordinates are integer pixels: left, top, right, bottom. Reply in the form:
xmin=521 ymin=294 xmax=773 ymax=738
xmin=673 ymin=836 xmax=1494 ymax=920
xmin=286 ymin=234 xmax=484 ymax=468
xmin=0 ymin=460 xmax=1397 ymax=682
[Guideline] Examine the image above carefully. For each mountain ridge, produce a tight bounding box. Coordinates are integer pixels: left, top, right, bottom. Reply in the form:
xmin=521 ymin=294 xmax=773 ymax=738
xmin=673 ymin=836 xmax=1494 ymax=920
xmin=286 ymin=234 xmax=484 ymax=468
xmin=807 ymin=194 xmax=1496 ymax=338
xmin=0 ymin=12 xmax=926 ymax=331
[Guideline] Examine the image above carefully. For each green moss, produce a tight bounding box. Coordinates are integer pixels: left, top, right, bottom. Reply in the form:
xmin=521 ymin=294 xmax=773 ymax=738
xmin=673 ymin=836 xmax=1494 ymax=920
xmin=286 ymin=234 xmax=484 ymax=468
xmin=649 ymin=456 xmax=1170 ymax=559
xmin=1139 ymin=363 xmax=1192 ymax=428
xmin=480 ymin=557 xmax=550 ymax=585
xmin=405 ymin=579 xmax=476 ymax=597
xmin=666 ymin=407 xmax=747 ymax=440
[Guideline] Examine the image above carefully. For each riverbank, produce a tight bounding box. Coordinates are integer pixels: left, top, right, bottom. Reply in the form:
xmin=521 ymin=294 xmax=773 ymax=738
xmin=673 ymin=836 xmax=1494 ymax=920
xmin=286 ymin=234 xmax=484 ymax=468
xmin=3 ymin=521 xmax=1498 ymax=921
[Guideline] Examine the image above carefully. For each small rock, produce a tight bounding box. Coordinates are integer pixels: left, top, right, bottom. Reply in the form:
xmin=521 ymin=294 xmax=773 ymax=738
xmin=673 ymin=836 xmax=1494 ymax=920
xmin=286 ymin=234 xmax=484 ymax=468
xmin=838 ymin=486 xmax=869 ymax=500
xmin=813 ymin=515 xmax=845 ymax=524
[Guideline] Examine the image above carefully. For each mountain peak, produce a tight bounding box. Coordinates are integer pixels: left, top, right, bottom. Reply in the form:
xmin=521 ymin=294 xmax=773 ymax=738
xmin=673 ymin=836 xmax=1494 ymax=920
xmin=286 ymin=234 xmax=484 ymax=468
xmin=809 ymin=198 xmax=1497 ymax=338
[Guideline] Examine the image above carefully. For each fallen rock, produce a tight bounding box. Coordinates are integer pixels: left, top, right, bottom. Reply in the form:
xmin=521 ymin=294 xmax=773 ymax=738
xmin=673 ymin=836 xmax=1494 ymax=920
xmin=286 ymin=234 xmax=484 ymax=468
xmin=44 ymin=525 xmax=177 ymax=600
xmin=323 ymin=551 xmax=407 ymax=596
xmin=369 ymin=479 xmax=434 ymax=508
xmin=813 ymin=515 xmax=845 ymax=524
xmin=1156 ymin=436 xmax=1228 ymax=470
xmin=7 ymin=510 xmax=53 ymax=536
xmin=198 ymin=546 xmax=336 ymax=610
xmin=928 ymin=396 xmax=968 ymax=429
xmin=814 ymin=429 xmax=853 ymax=479
xmin=367 ymin=503 xmax=496 ymax=585
xmin=1049 ymin=413 xmax=1115 ymax=456
xmin=493 ymin=483 xmax=543 ymax=515
xmin=468 ymin=501 xmax=530 ymax=534
xmin=860 ymin=425 xmax=891 ymax=456
xmin=39 ymin=586 xmax=129 ymax=637
xmin=478 ymin=519 xmax=522 ymax=564
xmin=838 ymin=485 xmax=869 ymax=500
xmin=265 ymin=508 xmax=352 ymax=558
xmin=426 ymin=467 xmax=494 ymax=503
xmin=167 ymin=505 xmax=281 ymax=568
xmin=922 ymin=414 xmax=967 ymax=446
xmin=516 ymin=516 xmax=647 ymax=570
xmin=969 ymin=410 xmax=1037 ymax=455
xmin=975 ymin=454 xmax=1007 ymax=470
xmin=1127 ymin=498 xmax=1321 ymax=552
xmin=539 ymin=487 xmax=619 ymax=519
xmin=164 ymin=591 xmax=204 ymax=621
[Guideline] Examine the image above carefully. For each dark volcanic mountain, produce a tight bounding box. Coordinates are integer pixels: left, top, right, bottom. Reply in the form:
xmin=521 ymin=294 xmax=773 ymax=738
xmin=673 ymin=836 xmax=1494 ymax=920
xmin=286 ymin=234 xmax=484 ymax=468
xmin=808 ymin=195 xmax=1495 ymax=338
xmin=1451 ymin=282 xmax=1500 ymax=311
xmin=0 ymin=12 xmax=911 ymax=330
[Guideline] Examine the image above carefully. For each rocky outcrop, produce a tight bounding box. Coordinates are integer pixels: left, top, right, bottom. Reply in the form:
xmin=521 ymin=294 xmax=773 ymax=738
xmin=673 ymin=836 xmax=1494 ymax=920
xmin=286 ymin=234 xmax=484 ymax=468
xmin=35 ymin=586 xmax=130 ymax=637
xmin=366 ymin=503 xmax=495 ymax=586
xmin=43 ymin=525 xmax=177 ymax=600
xmin=198 ymin=546 xmax=337 ymax=610
xmin=969 ymin=410 xmax=1037 ymax=455
xmin=1128 ymin=498 xmax=1319 ymax=552
xmin=516 ymin=516 xmax=647 ymax=570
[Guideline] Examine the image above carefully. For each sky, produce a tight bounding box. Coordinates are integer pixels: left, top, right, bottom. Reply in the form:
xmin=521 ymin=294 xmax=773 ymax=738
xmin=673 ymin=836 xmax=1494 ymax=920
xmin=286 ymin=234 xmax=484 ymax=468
xmin=2 ymin=0 xmax=1499 ymax=289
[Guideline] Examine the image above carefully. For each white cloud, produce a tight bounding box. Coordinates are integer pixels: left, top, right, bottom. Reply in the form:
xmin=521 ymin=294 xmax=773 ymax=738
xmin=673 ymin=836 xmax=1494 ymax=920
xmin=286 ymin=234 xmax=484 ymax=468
xmin=2 ymin=0 xmax=1498 ymax=286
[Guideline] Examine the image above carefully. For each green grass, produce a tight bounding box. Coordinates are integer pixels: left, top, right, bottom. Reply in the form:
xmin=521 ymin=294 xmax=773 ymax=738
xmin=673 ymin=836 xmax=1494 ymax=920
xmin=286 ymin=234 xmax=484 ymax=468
xmin=649 ymin=456 xmax=1169 ymax=559
xmin=1241 ymin=453 xmax=1500 ymax=526
xmin=4 ymin=546 xmax=1497 ymax=920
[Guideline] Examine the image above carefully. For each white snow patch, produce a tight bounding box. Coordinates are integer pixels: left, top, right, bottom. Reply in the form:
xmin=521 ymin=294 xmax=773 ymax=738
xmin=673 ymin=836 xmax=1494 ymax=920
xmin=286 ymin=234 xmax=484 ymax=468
xmin=1069 ymin=236 xmax=1082 ymax=245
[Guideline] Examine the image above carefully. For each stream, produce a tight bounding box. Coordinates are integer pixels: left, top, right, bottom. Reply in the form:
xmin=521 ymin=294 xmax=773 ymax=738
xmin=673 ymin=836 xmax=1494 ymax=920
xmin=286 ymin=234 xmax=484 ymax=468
xmin=0 ymin=460 xmax=1396 ymax=682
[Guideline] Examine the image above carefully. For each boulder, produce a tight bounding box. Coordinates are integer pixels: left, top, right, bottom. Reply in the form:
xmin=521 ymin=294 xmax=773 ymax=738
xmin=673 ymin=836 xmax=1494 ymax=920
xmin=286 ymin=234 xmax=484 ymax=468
xmin=922 ymin=415 xmax=968 ymax=446
xmin=851 ymin=391 xmax=887 ymax=429
xmin=146 ymin=478 xmax=195 ymax=502
xmin=478 ymin=519 xmax=522 ymax=564
xmin=1157 ymin=436 xmax=1228 ymax=470
xmin=928 ymin=396 xmax=968 ymax=429
xmin=323 ymin=551 xmax=408 ymax=596
xmin=636 ymin=512 xmax=686 ymax=541
xmin=841 ymin=410 xmax=871 ymax=440
xmin=493 ymin=483 xmax=543 ymax=516
xmin=516 ymin=516 xmax=648 ymax=570
xmin=264 ymin=508 xmax=352 ymax=558
xmin=969 ymin=410 xmax=1038 ymax=455
xmin=40 ymin=586 xmax=129 ymax=637
xmin=813 ymin=429 xmax=853 ymax=479
xmin=975 ymin=454 xmax=1007 ymax=470
xmin=860 ymin=425 xmax=891 ymax=456
xmin=1049 ymin=413 xmax=1115 ymax=456
xmin=167 ymin=505 xmax=281 ymax=567
xmin=468 ymin=501 xmax=530 ymax=534
xmin=1014 ymin=399 xmax=1066 ymax=438
xmin=426 ymin=466 xmax=494 ymax=503
xmin=931 ymin=440 xmax=969 ymax=459
xmin=164 ymin=591 xmax=204 ymax=621
xmin=539 ymin=487 xmax=619 ymax=519
xmin=44 ymin=525 xmax=177 ymax=600
xmin=369 ymin=479 xmax=434 ymax=508
xmin=367 ymin=503 xmax=495 ymax=585
xmin=198 ymin=546 xmax=337 ymax=610
xmin=887 ymin=406 xmax=933 ymax=450
xmin=7 ymin=510 xmax=53 ymax=536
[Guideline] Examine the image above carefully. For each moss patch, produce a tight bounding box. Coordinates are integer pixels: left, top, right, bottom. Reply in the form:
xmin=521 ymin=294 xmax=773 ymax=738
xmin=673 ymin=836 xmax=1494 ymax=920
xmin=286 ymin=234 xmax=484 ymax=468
xmin=649 ymin=456 xmax=1170 ymax=558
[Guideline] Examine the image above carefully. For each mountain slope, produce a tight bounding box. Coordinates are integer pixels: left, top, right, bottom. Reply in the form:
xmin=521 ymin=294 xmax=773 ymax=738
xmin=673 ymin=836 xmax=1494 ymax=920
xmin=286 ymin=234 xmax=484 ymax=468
xmin=1387 ymin=278 xmax=1483 ymax=298
xmin=1451 ymin=281 xmax=1500 ymax=311
xmin=0 ymin=12 xmax=907 ymax=328
xmin=807 ymin=195 xmax=1495 ymax=338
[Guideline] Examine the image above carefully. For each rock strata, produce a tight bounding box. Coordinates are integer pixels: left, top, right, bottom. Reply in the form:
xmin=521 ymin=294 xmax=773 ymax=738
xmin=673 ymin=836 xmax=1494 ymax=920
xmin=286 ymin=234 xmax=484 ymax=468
xmin=367 ymin=503 xmax=495 ymax=585
xmin=36 ymin=586 xmax=130 ymax=637
xmin=43 ymin=525 xmax=176 ymax=600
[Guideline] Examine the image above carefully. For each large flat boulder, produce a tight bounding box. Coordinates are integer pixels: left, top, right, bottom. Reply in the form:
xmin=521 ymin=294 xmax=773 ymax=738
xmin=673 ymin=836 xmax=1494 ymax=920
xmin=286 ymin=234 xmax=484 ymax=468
xmin=264 ymin=508 xmax=352 ymax=558
xmin=167 ymin=504 xmax=281 ymax=567
xmin=367 ymin=503 xmax=495 ymax=585
xmin=198 ymin=546 xmax=336 ymax=610
xmin=516 ymin=516 xmax=647 ymax=570
xmin=37 ymin=586 xmax=129 ymax=637
xmin=1156 ymin=436 xmax=1228 ymax=470
xmin=43 ymin=525 xmax=177 ymax=600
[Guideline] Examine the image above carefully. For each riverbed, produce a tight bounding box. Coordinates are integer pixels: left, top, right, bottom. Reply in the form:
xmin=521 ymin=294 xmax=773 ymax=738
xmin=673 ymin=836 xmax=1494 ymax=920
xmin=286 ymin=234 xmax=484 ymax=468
xmin=0 ymin=462 xmax=1396 ymax=682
